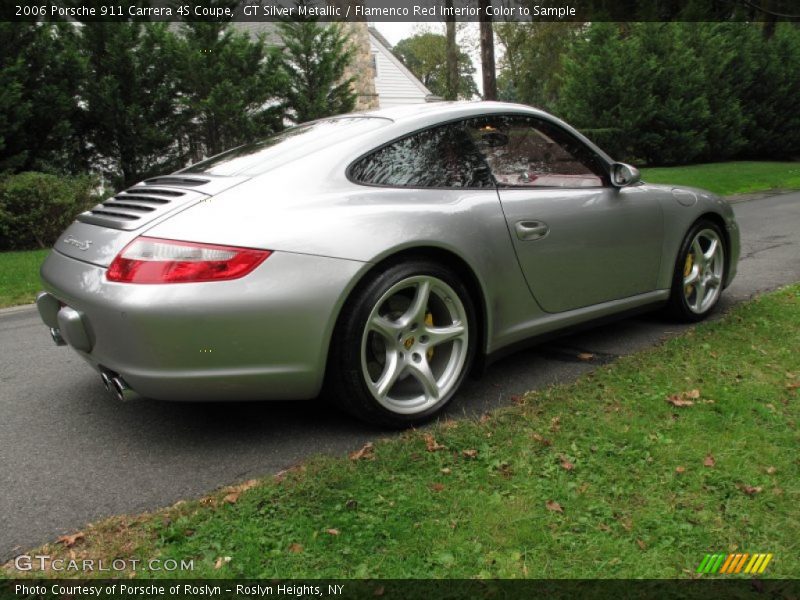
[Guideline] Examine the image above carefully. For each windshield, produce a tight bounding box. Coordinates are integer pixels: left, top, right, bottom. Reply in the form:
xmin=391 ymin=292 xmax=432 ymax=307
xmin=182 ymin=117 xmax=389 ymax=177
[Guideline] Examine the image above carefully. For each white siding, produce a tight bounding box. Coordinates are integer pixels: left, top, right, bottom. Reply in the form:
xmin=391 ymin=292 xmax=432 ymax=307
xmin=370 ymin=35 xmax=432 ymax=108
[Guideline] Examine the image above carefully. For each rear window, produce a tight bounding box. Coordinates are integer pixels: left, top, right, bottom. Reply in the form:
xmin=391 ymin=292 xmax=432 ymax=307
xmin=182 ymin=117 xmax=389 ymax=177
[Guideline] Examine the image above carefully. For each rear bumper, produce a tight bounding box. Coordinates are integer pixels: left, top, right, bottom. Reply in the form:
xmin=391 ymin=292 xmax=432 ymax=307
xmin=38 ymin=249 xmax=365 ymax=401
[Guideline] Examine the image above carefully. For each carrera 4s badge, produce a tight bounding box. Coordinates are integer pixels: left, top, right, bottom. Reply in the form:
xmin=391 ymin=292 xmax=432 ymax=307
xmin=63 ymin=236 xmax=93 ymax=251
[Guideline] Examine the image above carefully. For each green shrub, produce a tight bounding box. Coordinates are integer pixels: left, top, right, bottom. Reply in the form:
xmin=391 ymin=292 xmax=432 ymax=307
xmin=0 ymin=171 xmax=98 ymax=250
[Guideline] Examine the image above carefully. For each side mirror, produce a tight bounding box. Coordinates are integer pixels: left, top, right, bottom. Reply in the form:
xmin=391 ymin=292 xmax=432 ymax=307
xmin=611 ymin=162 xmax=641 ymax=187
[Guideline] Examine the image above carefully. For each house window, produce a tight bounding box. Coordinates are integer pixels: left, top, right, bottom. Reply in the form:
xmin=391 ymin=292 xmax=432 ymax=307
xmin=370 ymin=52 xmax=378 ymax=77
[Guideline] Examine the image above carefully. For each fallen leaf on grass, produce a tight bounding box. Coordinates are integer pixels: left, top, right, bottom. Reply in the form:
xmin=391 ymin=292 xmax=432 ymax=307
xmin=737 ymin=484 xmax=763 ymax=496
xmin=326 ymin=528 xmax=340 ymax=536
xmin=703 ymin=454 xmax=716 ymax=468
xmin=223 ymin=492 xmax=240 ymax=505
xmin=479 ymin=413 xmax=492 ymax=424
xmin=577 ymin=352 xmax=594 ymax=361
xmin=373 ymin=586 xmax=385 ymax=597
xmin=675 ymin=466 xmax=686 ymax=474
xmin=462 ymin=449 xmax=478 ymax=459
xmin=56 ymin=532 xmax=84 ymax=548
xmin=274 ymin=465 xmax=306 ymax=483
xmin=531 ymin=433 xmax=552 ymax=446
xmin=545 ymin=500 xmax=564 ymax=514
xmin=422 ymin=433 xmax=445 ymax=452
xmin=637 ymin=539 xmax=647 ymax=550
xmin=766 ymin=466 xmax=777 ymax=475
xmin=787 ymin=382 xmax=800 ymax=391
xmin=550 ymin=416 xmax=561 ymax=432
xmin=511 ymin=394 xmax=525 ymax=406
xmin=559 ymin=455 xmax=574 ymax=471
xmin=440 ymin=467 xmax=452 ymax=475
xmin=666 ymin=389 xmax=700 ymax=407
xmin=226 ymin=479 xmax=258 ymax=494
xmin=349 ymin=442 xmax=374 ymax=461
xmin=288 ymin=543 xmax=303 ymax=553
xmin=214 ymin=556 xmax=231 ymax=569
xmin=430 ymin=483 xmax=445 ymax=492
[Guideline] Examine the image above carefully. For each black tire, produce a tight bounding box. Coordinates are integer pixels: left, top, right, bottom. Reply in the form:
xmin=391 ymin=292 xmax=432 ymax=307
xmin=328 ymin=260 xmax=477 ymax=428
xmin=667 ymin=219 xmax=727 ymax=322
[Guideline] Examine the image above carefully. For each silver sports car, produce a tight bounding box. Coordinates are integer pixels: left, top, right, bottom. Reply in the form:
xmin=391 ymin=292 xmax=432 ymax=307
xmin=37 ymin=102 xmax=740 ymax=427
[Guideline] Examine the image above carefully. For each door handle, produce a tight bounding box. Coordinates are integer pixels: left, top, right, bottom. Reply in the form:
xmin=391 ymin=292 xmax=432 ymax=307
xmin=514 ymin=220 xmax=549 ymax=241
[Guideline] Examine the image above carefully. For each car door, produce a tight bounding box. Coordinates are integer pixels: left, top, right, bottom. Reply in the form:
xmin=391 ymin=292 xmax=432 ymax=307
xmin=466 ymin=115 xmax=663 ymax=314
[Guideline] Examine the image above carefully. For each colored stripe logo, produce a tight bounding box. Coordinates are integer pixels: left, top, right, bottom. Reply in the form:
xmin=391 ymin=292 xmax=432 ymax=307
xmin=696 ymin=553 xmax=773 ymax=574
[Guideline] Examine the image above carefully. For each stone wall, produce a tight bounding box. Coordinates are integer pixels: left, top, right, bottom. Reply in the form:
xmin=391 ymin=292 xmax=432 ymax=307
xmin=330 ymin=5 xmax=379 ymax=110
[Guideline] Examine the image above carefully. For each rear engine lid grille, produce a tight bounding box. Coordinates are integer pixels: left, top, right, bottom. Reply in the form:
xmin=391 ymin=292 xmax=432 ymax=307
xmin=144 ymin=176 xmax=210 ymax=187
xmin=76 ymin=179 xmax=210 ymax=231
xmin=74 ymin=174 xmax=249 ymax=231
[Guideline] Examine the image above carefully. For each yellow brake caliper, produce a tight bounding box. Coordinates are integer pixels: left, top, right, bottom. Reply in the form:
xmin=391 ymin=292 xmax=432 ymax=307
xmin=684 ymin=252 xmax=694 ymax=296
xmin=425 ymin=313 xmax=434 ymax=361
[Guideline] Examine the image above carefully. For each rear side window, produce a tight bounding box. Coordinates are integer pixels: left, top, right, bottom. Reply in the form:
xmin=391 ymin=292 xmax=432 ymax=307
xmin=349 ymin=123 xmax=494 ymax=188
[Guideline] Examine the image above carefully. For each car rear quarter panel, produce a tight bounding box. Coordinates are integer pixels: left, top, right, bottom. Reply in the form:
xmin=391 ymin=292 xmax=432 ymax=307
xmin=40 ymin=248 xmax=365 ymax=400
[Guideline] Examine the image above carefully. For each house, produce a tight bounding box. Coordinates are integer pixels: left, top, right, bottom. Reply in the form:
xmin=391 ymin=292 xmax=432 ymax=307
xmin=231 ymin=21 xmax=435 ymax=110
xmin=367 ymin=27 xmax=437 ymax=108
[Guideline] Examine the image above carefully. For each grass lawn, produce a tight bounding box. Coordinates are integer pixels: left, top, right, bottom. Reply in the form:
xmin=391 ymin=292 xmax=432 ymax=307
xmin=641 ymin=161 xmax=800 ymax=196
xmin=0 ymin=249 xmax=48 ymax=308
xmin=5 ymin=284 xmax=799 ymax=579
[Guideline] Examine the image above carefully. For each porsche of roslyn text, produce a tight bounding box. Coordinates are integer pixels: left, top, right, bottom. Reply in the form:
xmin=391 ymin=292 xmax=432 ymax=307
xmin=38 ymin=102 xmax=739 ymax=427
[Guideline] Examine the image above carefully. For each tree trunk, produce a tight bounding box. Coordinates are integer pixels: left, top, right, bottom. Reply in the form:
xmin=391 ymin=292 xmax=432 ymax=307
xmin=478 ymin=0 xmax=497 ymax=100
xmin=445 ymin=0 xmax=458 ymax=100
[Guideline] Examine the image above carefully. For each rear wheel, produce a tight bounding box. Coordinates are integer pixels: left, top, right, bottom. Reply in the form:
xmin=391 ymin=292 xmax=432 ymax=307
xmin=329 ymin=260 xmax=476 ymax=428
xmin=667 ymin=220 xmax=726 ymax=322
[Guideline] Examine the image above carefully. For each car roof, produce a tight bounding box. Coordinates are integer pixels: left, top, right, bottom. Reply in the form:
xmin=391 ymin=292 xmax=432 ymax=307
xmin=355 ymin=100 xmax=548 ymax=124
xmin=339 ymin=101 xmax=613 ymax=167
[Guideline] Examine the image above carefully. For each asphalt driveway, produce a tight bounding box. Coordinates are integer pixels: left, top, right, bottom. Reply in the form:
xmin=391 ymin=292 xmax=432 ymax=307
xmin=1 ymin=192 xmax=799 ymax=562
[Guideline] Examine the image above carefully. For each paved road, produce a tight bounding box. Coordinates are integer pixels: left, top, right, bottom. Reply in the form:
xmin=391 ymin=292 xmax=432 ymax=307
xmin=2 ymin=192 xmax=799 ymax=562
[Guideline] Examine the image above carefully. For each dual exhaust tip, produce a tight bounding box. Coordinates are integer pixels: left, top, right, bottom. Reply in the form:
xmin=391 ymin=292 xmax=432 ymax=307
xmin=100 ymin=370 xmax=139 ymax=402
xmin=49 ymin=326 xmax=138 ymax=402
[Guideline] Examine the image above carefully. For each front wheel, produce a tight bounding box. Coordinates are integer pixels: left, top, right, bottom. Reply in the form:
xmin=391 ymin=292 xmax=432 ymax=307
xmin=667 ymin=220 xmax=726 ymax=322
xmin=329 ymin=261 xmax=476 ymax=428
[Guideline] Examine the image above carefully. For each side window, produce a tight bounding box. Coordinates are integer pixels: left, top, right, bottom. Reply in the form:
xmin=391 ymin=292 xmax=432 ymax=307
xmin=349 ymin=123 xmax=494 ymax=188
xmin=466 ymin=116 xmax=606 ymax=188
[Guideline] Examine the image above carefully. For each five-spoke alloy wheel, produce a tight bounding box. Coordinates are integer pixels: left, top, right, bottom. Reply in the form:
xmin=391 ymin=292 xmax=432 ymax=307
xmin=329 ymin=261 xmax=476 ymax=427
xmin=669 ymin=220 xmax=727 ymax=321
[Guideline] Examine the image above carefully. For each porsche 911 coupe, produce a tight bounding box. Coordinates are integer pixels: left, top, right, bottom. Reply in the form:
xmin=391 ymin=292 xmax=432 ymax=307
xmin=37 ymin=102 xmax=740 ymax=427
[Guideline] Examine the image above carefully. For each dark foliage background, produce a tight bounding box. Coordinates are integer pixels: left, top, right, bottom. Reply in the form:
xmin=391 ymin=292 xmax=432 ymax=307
xmin=0 ymin=19 xmax=354 ymax=249
xmin=499 ymin=22 xmax=800 ymax=165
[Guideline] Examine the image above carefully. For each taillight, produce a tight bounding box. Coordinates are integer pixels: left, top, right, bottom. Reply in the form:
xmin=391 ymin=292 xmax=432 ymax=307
xmin=107 ymin=237 xmax=271 ymax=283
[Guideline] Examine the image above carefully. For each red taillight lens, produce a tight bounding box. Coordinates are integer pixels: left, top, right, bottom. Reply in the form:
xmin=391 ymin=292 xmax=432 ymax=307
xmin=107 ymin=237 xmax=271 ymax=284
